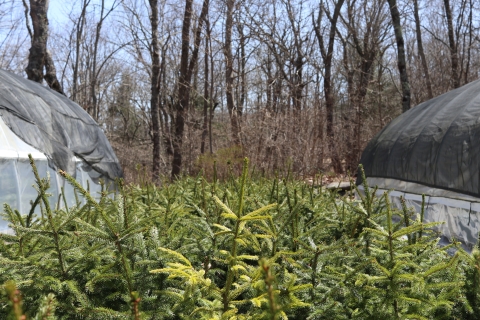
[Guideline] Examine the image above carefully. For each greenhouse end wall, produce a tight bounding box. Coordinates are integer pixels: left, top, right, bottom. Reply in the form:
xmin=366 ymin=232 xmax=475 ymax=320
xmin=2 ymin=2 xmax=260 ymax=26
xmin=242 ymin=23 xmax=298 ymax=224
xmin=0 ymin=157 xmax=108 ymax=233
xmin=0 ymin=110 xmax=109 ymax=233
xmin=357 ymin=178 xmax=480 ymax=252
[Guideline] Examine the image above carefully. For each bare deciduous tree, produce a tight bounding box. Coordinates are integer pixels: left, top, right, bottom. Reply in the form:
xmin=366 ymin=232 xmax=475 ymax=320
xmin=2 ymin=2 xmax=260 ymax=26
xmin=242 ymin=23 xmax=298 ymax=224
xmin=443 ymin=0 xmax=459 ymax=88
xmin=25 ymin=0 xmax=64 ymax=94
xmin=3 ymin=0 xmax=479 ymax=181
xmin=337 ymin=0 xmax=390 ymax=172
xmin=313 ymin=0 xmax=345 ymax=174
xmin=386 ymin=0 xmax=410 ymax=112
xmin=89 ymin=0 xmax=119 ymax=120
xmin=413 ymin=0 xmax=433 ymax=99
xmin=72 ymin=0 xmax=90 ymax=102
xmin=149 ymin=0 xmax=162 ymax=182
xmin=172 ymin=0 xmax=210 ymax=178
xmin=224 ymin=0 xmax=241 ymax=146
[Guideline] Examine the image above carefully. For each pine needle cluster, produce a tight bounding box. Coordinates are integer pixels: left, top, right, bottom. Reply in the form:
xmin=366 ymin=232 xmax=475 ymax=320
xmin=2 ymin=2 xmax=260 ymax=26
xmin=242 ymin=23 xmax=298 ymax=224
xmin=0 ymin=157 xmax=479 ymax=319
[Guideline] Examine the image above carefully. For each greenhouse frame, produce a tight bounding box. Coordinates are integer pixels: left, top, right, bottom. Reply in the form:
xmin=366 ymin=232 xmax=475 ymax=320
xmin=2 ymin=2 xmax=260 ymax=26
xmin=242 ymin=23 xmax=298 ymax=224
xmin=0 ymin=69 xmax=122 ymax=232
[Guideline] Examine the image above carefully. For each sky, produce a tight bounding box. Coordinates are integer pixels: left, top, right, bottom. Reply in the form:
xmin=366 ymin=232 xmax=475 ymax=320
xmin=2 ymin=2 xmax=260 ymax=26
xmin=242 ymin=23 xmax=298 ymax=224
xmin=48 ymin=0 xmax=118 ymax=25
xmin=49 ymin=0 xmax=71 ymax=25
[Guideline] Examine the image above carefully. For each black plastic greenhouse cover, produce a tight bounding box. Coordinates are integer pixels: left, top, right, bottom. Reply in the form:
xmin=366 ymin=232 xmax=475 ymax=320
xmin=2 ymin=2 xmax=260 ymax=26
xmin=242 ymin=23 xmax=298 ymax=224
xmin=358 ymin=79 xmax=480 ymax=198
xmin=0 ymin=69 xmax=122 ymax=180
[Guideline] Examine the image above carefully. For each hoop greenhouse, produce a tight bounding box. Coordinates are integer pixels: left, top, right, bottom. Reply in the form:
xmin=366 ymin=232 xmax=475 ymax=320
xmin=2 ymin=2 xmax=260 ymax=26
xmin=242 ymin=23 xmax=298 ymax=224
xmin=358 ymin=79 xmax=480 ymax=250
xmin=0 ymin=69 xmax=122 ymax=232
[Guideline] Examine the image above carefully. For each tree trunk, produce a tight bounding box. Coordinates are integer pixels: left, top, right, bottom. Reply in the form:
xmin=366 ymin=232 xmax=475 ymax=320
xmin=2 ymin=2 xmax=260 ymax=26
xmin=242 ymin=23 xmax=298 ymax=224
xmin=90 ymin=0 xmax=106 ymax=120
xmin=26 ymin=0 xmax=48 ymax=82
xmin=238 ymin=23 xmax=246 ymax=116
xmin=72 ymin=0 xmax=89 ymax=102
xmin=285 ymin=0 xmax=305 ymax=113
xmin=387 ymin=0 xmax=411 ymax=113
xmin=172 ymin=0 xmax=209 ymax=178
xmin=200 ymin=16 xmax=213 ymax=154
xmin=44 ymin=50 xmax=64 ymax=94
xmin=224 ymin=0 xmax=241 ymax=146
xmin=347 ymin=55 xmax=375 ymax=173
xmin=313 ymin=0 xmax=345 ymax=174
xmin=149 ymin=0 xmax=161 ymax=183
xmin=201 ymin=29 xmax=209 ymax=154
xmin=209 ymin=44 xmax=216 ymax=154
xmin=413 ymin=0 xmax=433 ymax=99
xmin=443 ymin=0 xmax=459 ymax=88
xmin=171 ymin=0 xmax=193 ymax=179
xmin=26 ymin=0 xmax=64 ymax=94
xmin=465 ymin=0 xmax=473 ymax=84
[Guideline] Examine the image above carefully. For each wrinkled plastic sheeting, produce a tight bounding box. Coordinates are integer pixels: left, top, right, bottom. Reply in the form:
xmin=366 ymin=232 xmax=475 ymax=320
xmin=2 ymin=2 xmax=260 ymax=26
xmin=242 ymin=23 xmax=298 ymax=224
xmin=402 ymin=195 xmax=480 ymax=251
xmin=358 ymin=183 xmax=480 ymax=252
xmin=0 ymin=69 xmax=122 ymax=180
xmin=0 ymin=158 xmax=111 ymax=233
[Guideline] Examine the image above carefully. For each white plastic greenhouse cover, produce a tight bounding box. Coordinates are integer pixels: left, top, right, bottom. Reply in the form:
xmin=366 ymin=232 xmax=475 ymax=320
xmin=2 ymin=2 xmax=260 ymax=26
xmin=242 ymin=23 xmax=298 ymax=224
xmin=0 ymin=115 xmax=104 ymax=232
xmin=357 ymin=178 xmax=480 ymax=251
xmin=0 ymin=69 xmax=122 ymax=233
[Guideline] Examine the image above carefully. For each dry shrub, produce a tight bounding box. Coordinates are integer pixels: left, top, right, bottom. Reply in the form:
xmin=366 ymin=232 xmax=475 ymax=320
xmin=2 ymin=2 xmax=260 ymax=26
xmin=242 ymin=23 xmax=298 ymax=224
xmin=194 ymin=145 xmax=244 ymax=181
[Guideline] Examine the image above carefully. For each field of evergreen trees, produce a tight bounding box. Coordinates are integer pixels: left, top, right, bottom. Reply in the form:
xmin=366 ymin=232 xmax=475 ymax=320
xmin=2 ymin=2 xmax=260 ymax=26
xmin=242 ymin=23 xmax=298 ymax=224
xmin=1 ymin=157 xmax=480 ymax=319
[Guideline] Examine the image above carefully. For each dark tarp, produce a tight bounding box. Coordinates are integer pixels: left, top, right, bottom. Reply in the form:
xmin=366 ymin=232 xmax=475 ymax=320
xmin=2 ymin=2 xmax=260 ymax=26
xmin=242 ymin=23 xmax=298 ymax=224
xmin=0 ymin=69 xmax=122 ymax=180
xmin=358 ymin=79 xmax=480 ymax=197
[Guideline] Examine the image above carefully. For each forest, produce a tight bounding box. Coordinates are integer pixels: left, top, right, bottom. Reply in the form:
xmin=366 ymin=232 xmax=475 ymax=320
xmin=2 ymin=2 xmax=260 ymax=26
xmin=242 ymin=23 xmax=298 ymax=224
xmin=1 ymin=0 xmax=479 ymax=182
xmin=1 ymin=1 xmax=480 ymax=318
